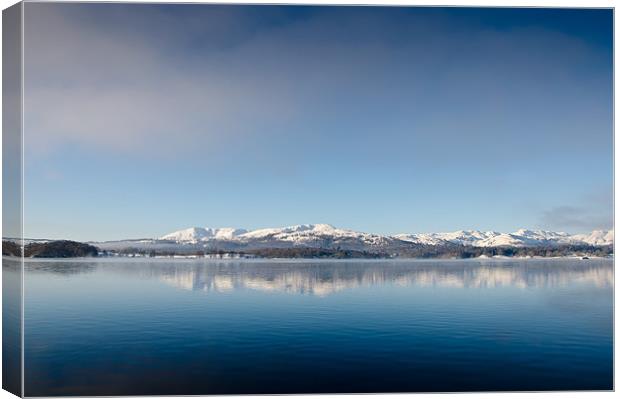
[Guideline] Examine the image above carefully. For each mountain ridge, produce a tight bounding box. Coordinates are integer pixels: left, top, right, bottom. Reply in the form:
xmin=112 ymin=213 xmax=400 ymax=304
xmin=157 ymin=224 xmax=614 ymax=249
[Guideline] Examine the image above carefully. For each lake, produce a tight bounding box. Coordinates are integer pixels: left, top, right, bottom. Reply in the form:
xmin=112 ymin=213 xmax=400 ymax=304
xmin=14 ymin=258 xmax=614 ymax=395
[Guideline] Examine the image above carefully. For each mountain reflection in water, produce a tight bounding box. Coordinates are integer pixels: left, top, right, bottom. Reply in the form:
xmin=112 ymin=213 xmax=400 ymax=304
xmin=26 ymin=258 xmax=613 ymax=296
xmin=20 ymin=257 xmax=613 ymax=395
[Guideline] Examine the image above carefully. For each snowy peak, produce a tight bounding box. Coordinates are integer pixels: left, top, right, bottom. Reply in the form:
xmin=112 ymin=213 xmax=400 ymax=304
xmin=395 ymin=228 xmax=612 ymax=248
xmin=571 ymin=230 xmax=614 ymax=246
xmin=237 ymin=223 xmax=392 ymax=249
xmin=161 ymin=227 xmax=248 ymax=242
xmin=239 ymin=224 xmax=338 ymax=239
xmin=160 ymin=225 xmax=613 ymax=248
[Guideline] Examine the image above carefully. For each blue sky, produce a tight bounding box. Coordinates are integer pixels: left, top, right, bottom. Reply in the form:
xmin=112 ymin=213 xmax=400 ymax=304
xmin=22 ymin=4 xmax=612 ymax=241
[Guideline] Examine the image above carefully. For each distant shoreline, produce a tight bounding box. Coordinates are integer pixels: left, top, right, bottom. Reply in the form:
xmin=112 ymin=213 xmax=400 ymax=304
xmin=4 ymin=256 xmax=614 ymax=266
xmin=2 ymin=239 xmax=613 ymax=261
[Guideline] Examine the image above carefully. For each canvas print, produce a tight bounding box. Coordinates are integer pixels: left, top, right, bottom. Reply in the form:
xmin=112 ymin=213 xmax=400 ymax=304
xmin=2 ymin=2 xmax=614 ymax=396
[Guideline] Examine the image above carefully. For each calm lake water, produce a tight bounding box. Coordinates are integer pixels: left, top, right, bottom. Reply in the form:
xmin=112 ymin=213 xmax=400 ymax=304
xmin=15 ymin=258 xmax=614 ymax=395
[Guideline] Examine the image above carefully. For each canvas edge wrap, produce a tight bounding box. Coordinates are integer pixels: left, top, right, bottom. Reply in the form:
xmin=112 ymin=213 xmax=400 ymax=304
xmin=2 ymin=2 xmax=24 ymax=397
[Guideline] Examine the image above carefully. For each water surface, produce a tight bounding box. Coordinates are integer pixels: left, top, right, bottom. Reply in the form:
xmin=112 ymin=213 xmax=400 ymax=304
xmin=19 ymin=258 xmax=613 ymax=395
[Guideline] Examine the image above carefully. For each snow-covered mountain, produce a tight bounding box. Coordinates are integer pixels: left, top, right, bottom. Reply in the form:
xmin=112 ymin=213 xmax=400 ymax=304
xmin=156 ymin=224 xmax=613 ymax=250
xmin=394 ymin=229 xmax=582 ymax=248
xmin=571 ymin=230 xmax=615 ymax=246
xmin=158 ymin=224 xmax=400 ymax=252
xmin=394 ymin=228 xmax=614 ymax=248
xmin=161 ymin=227 xmax=248 ymax=242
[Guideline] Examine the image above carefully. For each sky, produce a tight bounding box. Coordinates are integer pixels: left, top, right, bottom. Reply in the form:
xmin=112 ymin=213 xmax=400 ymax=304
xmin=20 ymin=4 xmax=613 ymax=241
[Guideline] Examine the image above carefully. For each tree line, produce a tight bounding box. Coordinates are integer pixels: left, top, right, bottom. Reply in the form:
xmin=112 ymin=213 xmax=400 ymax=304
xmin=3 ymin=239 xmax=613 ymax=259
xmin=3 ymin=240 xmax=99 ymax=258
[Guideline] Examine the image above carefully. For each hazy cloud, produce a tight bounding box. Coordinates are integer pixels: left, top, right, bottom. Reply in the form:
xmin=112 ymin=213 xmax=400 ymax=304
xmin=539 ymin=190 xmax=613 ymax=232
xmin=24 ymin=4 xmax=610 ymax=162
xmin=24 ymin=4 xmax=300 ymax=157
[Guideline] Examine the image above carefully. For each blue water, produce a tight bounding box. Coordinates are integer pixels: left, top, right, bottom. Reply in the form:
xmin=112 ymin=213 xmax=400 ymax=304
xmin=19 ymin=258 xmax=613 ymax=395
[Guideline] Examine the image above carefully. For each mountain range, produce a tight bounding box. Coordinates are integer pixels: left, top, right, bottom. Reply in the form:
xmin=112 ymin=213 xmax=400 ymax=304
xmin=94 ymin=224 xmax=614 ymax=254
xmin=159 ymin=224 xmax=613 ymax=247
